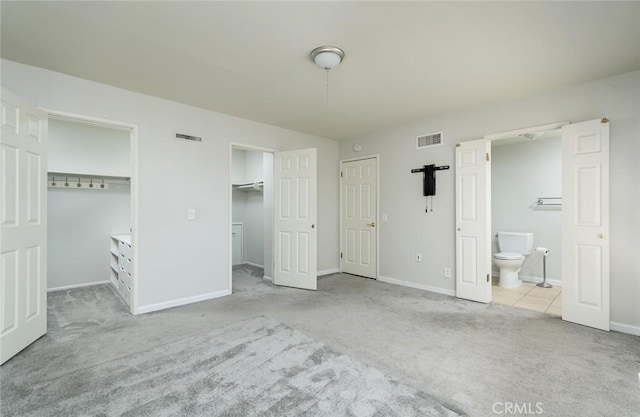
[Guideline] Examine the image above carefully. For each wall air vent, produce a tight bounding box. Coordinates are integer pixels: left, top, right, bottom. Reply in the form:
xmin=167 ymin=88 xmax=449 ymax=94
xmin=417 ymin=132 xmax=443 ymax=149
xmin=175 ymin=133 xmax=202 ymax=142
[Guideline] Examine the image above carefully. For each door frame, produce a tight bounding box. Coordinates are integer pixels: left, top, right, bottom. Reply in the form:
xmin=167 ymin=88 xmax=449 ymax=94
xmin=456 ymin=121 xmax=597 ymax=318
xmin=228 ymin=143 xmax=276 ymax=292
xmin=44 ymin=109 xmax=140 ymax=314
xmin=339 ymin=155 xmax=380 ymax=279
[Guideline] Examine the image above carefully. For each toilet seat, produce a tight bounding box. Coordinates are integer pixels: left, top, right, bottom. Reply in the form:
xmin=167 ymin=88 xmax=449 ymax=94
xmin=494 ymin=252 xmax=524 ymax=260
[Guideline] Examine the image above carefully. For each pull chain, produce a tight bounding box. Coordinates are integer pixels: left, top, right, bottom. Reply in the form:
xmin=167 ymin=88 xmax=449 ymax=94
xmin=325 ymin=69 xmax=330 ymax=108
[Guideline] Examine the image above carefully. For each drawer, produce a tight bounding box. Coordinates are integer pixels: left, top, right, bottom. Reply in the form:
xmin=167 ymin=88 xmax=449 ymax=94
xmin=124 ymin=271 xmax=132 ymax=287
xmin=123 ymin=257 xmax=133 ymax=274
xmin=118 ymin=267 xmax=127 ymax=286
xmin=118 ymin=253 xmax=127 ymax=268
xmin=119 ymin=241 xmax=132 ymax=258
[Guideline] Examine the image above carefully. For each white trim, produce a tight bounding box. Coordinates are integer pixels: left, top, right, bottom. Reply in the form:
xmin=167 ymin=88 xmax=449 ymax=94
xmin=339 ymin=155 xmax=380 ymax=279
xmin=263 ymin=275 xmax=273 ymax=282
xmin=610 ymin=321 xmax=640 ymax=337
xmin=483 ymin=121 xmax=570 ymax=141
xmin=136 ymin=290 xmax=231 ymax=314
xmin=47 ymin=280 xmax=110 ymax=292
xmin=378 ymin=276 xmax=456 ymax=297
xmin=44 ymin=109 xmax=139 ymax=315
xmin=519 ymin=274 xmax=562 ymax=287
xmin=318 ymin=268 xmax=340 ymax=276
xmin=244 ymin=261 xmax=264 ymax=268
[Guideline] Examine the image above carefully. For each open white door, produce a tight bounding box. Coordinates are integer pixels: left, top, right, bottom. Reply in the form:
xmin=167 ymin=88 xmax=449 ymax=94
xmin=455 ymin=139 xmax=491 ymax=303
xmin=273 ymin=148 xmax=317 ymax=290
xmin=1 ymin=89 xmax=48 ymax=364
xmin=341 ymin=157 xmax=377 ymax=279
xmin=561 ymin=119 xmax=610 ymax=330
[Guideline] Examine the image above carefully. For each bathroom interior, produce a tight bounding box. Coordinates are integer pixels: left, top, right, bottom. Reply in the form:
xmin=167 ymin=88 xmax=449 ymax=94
xmin=491 ymin=129 xmax=562 ymax=316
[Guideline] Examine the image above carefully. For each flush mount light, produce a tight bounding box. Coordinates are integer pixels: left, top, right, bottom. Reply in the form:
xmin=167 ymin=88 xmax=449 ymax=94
xmin=310 ymin=46 xmax=345 ymax=70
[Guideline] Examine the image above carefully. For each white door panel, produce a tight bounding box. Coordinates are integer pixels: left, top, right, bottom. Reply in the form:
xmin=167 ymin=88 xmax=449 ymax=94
xmin=232 ymin=223 xmax=243 ymax=266
xmin=562 ymin=119 xmax=610 ymax=330
xmin=273 ymin=148 xmax=317 ymax=290
xmin=1 ymin=89 xmax=48 ymax=364
xmin=455 ymin=140 xmax=491 ymax=303
xmin=341 ymin=158 xmax=377 ymax=279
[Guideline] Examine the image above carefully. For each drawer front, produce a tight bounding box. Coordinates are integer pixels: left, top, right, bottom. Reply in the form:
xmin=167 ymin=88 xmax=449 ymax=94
xmin=121 ymin=242 xmax=132 ymax=258
xmin=118 ymin=267 xmax=127 ymax=286
xmin=118 ymin=253 xmax=127 ymax=268
xmin=123 ymin=257 xmax=133 ymax=274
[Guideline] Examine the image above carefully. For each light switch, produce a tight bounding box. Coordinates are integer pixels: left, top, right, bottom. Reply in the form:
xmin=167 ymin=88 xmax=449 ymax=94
xmin=187 ymin=208 xmax=196 ymax=220
xmin=382 ymin=212 xmax=388 ymax=222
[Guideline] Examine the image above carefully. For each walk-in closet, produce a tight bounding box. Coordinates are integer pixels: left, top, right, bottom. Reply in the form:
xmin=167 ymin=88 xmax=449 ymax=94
xmin=47 ymin=116 xmax=133 ymax=308
xmin=231 ymin=148 xmax=273 ymax=284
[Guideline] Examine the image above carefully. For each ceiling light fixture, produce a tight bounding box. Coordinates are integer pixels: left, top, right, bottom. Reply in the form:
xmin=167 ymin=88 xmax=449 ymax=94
xmin=310 ymin=45 xmax=345 ymax=107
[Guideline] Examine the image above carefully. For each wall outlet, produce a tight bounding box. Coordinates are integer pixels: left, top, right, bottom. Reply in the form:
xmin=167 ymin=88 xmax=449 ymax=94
xmin=187 ymin=208 xmax=196 ymax=220
xmin=382 ymin=212 xmax=389 ymax=222
xmin=444 ymin=267 xmax=452 ymax=278
xmin=415 ymin=253 xmax=422 ymax=262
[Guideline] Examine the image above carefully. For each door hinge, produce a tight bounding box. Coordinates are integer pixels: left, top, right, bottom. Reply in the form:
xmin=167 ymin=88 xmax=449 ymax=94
xmin=340 ymin=171 xmax=343 ymax=178
xmin=340 ymin=252 xmax=343 ymax=259
xmin=486 ymin=153 xmax=490 ymax=162
xmin=486 ymin=273 xmax=490 ymax=283
xmin=601 ymin=117 xmax=609 ymax=124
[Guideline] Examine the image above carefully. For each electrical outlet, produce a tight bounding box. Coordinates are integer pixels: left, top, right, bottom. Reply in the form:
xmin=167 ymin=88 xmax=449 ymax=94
xmin=187 ymin=208 xmax=196 ymax=220
xmin=415 ymin=253 xmax=422 ymax=262
xmin=382 ymin=212 xmax=389 ymax=222
xmin=444 ymin=268 xmax=452 ymax=278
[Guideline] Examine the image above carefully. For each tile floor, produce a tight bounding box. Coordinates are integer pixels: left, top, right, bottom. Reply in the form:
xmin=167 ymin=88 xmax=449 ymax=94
xmin=491 ymin=278 xmax=562 ymax=316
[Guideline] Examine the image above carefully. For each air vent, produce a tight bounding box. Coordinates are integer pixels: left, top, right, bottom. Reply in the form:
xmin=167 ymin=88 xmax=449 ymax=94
xmin=417 ymin=132 xmax=443 ymax=149
xmin=175 ymin=133 xmax=202 ymax=142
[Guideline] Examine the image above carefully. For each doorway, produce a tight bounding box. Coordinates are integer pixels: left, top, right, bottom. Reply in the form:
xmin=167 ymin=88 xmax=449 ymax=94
xmin=46 ymin=112 xmax=137 ymax=314
xmin=455 ymin=119 xmax=610 ymax=331
xmin=490 ymin=129 xmax=562 ymax=316
xmin=230 ymin=145 xmax=274 ymax=292
xmin=339 ymin=156 xmax=379 ymax=279
xmin=229 ymin=144 xmax=319 ymax=291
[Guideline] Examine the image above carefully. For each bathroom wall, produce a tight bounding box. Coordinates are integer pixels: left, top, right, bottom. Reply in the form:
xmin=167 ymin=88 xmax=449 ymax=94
xmin=491 ymin=136 xmax=562 ymax=282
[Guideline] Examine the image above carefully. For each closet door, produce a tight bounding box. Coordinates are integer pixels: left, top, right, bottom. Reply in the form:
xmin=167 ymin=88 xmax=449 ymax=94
xmin=1 ymin=89 xmax=48 ymax=364
xmin=273 ymin=148 xmax=317 ymax=290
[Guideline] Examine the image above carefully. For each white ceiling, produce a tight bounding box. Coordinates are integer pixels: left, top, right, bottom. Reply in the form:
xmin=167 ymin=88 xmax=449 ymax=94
xmin=2 ymin=2 xmax=638 ymax=140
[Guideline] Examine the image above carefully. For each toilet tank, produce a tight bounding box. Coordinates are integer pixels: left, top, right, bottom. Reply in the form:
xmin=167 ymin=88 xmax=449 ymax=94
xmin=497 ymin=232 xmax=534 ymax=255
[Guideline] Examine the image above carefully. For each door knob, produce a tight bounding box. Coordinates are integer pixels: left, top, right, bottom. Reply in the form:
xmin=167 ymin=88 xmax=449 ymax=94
xmin=598 ymin=233 xmax=605 ymax=239
xmin=311 ymin=224 xmax=315 ymax=229
xmin=367 ymin=222 xmax=375 ymax=227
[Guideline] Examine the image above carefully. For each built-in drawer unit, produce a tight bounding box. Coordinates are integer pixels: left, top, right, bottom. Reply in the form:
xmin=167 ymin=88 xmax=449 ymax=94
xmin=110 ymin=234 xmax=133 ymax=308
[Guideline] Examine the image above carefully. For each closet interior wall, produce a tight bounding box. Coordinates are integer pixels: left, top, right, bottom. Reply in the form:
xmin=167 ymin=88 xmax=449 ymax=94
xmin=47 ymin=118 xmax=131 ymax=290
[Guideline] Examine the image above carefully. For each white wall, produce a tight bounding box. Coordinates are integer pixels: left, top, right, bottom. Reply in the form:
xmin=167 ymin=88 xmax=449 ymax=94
xmin=263 ymin=153 xmax=274 ymax=278
xmin=2 ymin=59 xmax=339 ymax=312
xmin=49 ymin=118 xmax=130 ymax=177
xmin=339 ymin=70 xmax=640 ymax=329
xmin=48 ymin=185 xmax=130 ymax=289
xmin=492 ymin=137 xmax=562 ymax=281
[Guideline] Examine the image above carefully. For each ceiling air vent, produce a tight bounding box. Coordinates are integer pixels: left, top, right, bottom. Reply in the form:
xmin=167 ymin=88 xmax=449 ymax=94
xmin=175 ymin=133 xmax=202 ymax=143
xmin=417 ymin=132 xmax=443 ymax=149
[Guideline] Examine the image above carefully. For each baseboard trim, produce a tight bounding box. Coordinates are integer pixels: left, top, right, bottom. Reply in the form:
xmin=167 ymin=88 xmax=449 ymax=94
xmin=262 ymin=275 xmax=272 ymax=282
xmin=610 ymin=321 xmax=640 ymax=336
xmin=136 ymin=290 xmax=231 ymax=314
xmin=519 ymin=274 xmax=562 ymax=287
xmin=318 ymin=268 xmax=340 ymax=276
xmin=378 ymin=276 xmax=456 ymax=297
xmin=47 ymin=280 xmax=110 ymax=292
xmin=243 ymin=262 xmax=264 ymax=268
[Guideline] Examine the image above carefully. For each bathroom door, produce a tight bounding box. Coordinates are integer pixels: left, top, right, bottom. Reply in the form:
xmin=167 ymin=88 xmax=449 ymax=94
xmin=561 ymin=119 xmax=610 ymax=331
xmin=273 ymin=148 xmax=317 ymax=290
xmin=455 ymin=139 xmax=492 ymax=303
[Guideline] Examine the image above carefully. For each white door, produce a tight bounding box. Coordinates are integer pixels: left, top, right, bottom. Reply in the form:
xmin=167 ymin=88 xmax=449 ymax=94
xmin=561 ymin=119 xmax=610 ymax=330
xmin=341 ymin=158 xmax=377 ymax=278
xmin=273 ymin=148 xmax=317 ymax=290
xmin=232 ymin=223 xmax=243 ymax=266
xmin=1 ymin=89 xmax=48 ymax=364
xmin=455 ymin=139 xmax=492 ymax=303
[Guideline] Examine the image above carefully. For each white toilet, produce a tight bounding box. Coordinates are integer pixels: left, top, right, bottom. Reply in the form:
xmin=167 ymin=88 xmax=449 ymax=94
xmin=493 ymin=232 xmax=534 ymax=288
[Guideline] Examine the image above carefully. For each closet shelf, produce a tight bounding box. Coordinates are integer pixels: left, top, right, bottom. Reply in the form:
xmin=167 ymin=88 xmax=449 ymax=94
xmin=233 ymin=181 xmax=263 ymax=192
xmin=48 ymin=171 xmax=130 ymax=189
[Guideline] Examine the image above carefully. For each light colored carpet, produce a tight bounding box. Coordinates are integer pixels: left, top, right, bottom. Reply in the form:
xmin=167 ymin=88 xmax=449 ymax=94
xmin=1 ymin=314 xmax=458 ymax=417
